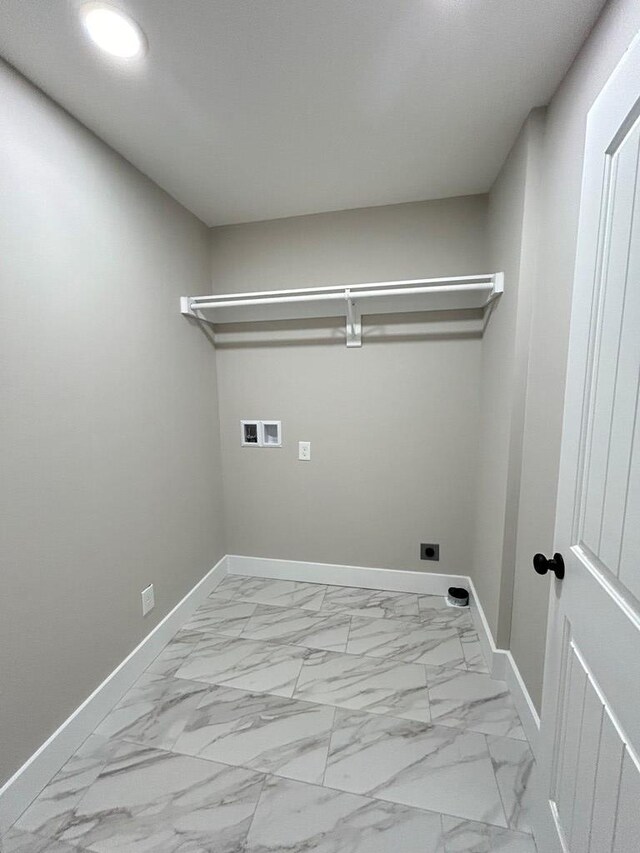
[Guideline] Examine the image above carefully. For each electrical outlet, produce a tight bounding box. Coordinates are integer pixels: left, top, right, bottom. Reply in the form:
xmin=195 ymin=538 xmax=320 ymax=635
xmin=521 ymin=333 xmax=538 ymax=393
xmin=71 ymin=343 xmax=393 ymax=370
xmin=420 ymin=543 xmax=440 ymax=561
xmin=298 ymin=441 xmax=311 ymax=461
xmin=141 ymin=583 xmax=155 ymax=616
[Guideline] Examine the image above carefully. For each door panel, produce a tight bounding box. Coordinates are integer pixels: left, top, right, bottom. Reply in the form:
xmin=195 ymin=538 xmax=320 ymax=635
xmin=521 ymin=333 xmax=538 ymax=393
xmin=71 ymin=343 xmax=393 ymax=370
xmin=549 ymin=627 xmax=639 ymax=851
xmin=589 ymin=713 xmax=626 ymax=853
xmin=619 ymin=410 xmax=640 ymax=597
xmin=580 ymin=118 xmax=640 ymax=579
xmin=613 ymin=752 xmax=640 ymax=852
xmin=571 ymin=683 xmax=604 ymax=852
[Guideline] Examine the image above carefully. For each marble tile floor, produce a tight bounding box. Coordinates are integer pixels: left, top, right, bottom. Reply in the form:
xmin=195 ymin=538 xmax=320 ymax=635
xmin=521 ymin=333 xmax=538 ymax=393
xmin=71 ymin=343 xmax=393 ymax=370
xmin=2 ymin=575 xmax=537 ymax=852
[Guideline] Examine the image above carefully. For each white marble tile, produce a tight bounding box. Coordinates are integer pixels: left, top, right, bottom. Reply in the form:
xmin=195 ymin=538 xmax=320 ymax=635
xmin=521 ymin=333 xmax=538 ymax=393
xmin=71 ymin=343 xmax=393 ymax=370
xmin=172 ymin=685 xmax=334 ymax=784
xmin=95 ymin=672 xmax=209 ymax=750
xmin=15 ymin=734 xmax=118 ymax=839
xmin=214 ymin=575 xmax=326 ymax=610
xmin=418 ymin=596 xmax=474 ymax=629
xmin=209 ymin=575 xmax=251 ymax=598
xmin=428 ymin=668 xmax=526 ymax=740
xmin=210 ymin=574 xmax=252 ymax=597
xmin=322 ymin=586 xmax=420 ymax=619
xmin=240 ymin=604 xmax=351 ymax=652
xmin=180 ymin=595 xmax=258 ymax=638
xmin=244 ymin=775 xmax=444 ymax=853
xmin=441 ymin=816 xmax=537 ymax=852
xmin=346 ymin=616 xmax=466 ymax=668
xmin=459 ymin=627 xmax=490 ymax=674
xmin=174 ymin=634 xmax=309 ymax=696
xmin=294 ymin=649 xmax=431 ymax=721
xmin=325 ymin=710 xmax=507 ymax=826
xmin=487 ymin=736 xmax=536 ymax=834
xmin=1 ymin=828 xmax=89 ymax=852
xmin=145 ymin=632 xmax=202 ymax=677
xmin=56 ymin=742 xmax=265 ymax=852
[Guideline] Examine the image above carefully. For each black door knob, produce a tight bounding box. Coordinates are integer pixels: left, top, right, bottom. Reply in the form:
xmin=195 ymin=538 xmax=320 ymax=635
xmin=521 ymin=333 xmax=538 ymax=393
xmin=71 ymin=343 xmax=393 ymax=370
xmin=533 ymin=552 xmax=565 ymax=580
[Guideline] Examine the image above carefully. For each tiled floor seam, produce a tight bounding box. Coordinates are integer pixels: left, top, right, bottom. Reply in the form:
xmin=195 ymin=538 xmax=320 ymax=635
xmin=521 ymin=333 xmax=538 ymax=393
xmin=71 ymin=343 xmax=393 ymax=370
xmin=153 ymin=679 xmax=527 ymax=745
xmin=481 ymin=732 xmax=511 ymax=830
xmin=281 ymin=775 xmax=526 ymax=834
xmin=236 ymin=770 xmax=270 ymax=850
xmin=18 ymin=790 xmax=535 ymax=853
xmin=169 ymin=634 xmax=521 ymax=738
xmin=92 ymin=728 xmax=519 ymax=833
xmin=190 ymin=626 xmax=478 ymax=674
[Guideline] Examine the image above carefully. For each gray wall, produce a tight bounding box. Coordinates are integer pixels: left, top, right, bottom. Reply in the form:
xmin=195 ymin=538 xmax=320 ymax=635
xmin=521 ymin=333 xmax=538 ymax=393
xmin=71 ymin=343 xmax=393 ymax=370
xmin=0 ymin=62 xmax=225 ymax=785
xmin=508 ymin=0 xmax=640 ymax=711
xmin=211 ymin=198 xmax=488 ymax=575
xmin=472 ymin=112 xmax=544 ymax=648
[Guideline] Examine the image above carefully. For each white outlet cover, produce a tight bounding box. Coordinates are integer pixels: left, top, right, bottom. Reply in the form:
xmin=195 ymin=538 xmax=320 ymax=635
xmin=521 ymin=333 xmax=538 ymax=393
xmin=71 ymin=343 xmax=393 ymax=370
xmin=298 ymin=441 xmax=311 ymax=461
xmin=141 ymin=583 xmax=155 ymax=616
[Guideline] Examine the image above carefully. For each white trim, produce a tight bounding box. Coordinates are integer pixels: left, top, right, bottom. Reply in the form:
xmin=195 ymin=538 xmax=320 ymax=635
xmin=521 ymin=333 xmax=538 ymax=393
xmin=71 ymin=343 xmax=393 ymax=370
xmin=226 ymin=554 xmax=464 ymax=596
xmin=467 ymin=576 xmax=540 ymax=753
xmin=0 ymin=556 xmax=229 ymax=833
xmin=466 ymin=576 xmax=503 ymax=678
xmin=501 ymin=650 xmax=541 ymax=753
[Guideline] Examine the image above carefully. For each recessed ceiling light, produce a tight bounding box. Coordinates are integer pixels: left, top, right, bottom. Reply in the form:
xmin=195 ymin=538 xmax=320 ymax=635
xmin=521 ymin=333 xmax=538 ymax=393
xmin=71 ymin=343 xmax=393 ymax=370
xmin=80 ymin=3 xmax=146 ymax=59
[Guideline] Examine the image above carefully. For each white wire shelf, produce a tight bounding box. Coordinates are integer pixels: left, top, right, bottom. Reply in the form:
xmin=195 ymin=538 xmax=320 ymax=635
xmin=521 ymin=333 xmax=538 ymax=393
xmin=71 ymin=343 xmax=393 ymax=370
xmin=180 ymin=272 xmax=504 ymax=347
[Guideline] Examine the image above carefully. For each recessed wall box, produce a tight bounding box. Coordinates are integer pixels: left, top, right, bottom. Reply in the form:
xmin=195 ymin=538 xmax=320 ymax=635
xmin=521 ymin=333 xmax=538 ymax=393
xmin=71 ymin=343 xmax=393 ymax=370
xmin=241 ymin=420 xmax=261 ymax=446
xmin=261 ymin=421 xmax=282 ymax=447
xmin=420 ymin=543 xmax=440 ymax=561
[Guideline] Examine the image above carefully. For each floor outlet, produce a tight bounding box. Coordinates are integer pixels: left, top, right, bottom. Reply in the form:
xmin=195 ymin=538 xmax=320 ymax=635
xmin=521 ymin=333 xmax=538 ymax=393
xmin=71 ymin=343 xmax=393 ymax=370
xmin=141 ymin=583 xmax=155 ymax=616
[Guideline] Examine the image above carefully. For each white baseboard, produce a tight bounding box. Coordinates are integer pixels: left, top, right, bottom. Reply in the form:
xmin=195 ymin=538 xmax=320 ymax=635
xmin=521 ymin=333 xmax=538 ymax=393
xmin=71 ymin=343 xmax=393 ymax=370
xmin=500 ymin=650 xmax=540 ymax=753
xmin=466 ymin=577 xmax=540 ymax=754
xmin=466 ymin=577 xmax=502 ymax=678
xmin=0 ymin=556 xmax=229 ymax=834
xmin=226 ymin=554 xmax=466 ymax=596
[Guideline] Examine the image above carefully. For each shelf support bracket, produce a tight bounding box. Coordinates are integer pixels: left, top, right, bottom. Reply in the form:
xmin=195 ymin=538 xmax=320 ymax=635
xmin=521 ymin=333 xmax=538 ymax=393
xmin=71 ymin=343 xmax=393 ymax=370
xmin=345 ymin=289 xmax=362 ymax=347
xmin=180 ymin=296 xmax=216 ymax=324
xmin=180 ymin=296 xmax=197 ymax=318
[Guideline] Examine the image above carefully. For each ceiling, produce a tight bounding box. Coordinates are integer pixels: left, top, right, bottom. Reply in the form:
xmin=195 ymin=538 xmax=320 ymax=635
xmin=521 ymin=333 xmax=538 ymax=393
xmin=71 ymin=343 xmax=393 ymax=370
xmin=0 ymin=0 xmax=605 ymax=226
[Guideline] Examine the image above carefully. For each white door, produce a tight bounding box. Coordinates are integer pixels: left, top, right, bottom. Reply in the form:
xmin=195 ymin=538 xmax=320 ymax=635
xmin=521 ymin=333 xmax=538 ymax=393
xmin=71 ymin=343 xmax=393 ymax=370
xmin=534 ymin=33 xmax=640 ymax=853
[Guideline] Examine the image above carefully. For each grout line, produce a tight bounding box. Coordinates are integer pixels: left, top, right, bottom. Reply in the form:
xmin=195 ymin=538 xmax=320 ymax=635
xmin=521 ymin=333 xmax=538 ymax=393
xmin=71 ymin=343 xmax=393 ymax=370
xmin=108 ymin=731 xmax=517 ymax=833
xmin=242 ymin=770 xmax=270 ymax=841
xmin=179 ymin=622 xmax=480 ymax=674
xmin=54 ymin=725 xmax=535 ymax=837
xmin=320 ymin=706 xmax=337 ymax=788
xmin=343 ymin=614 xmax=354 ymax=652
xmin=288 ymin=657 xmax=307 ymax=700
xmin=439 ymin=813 xmax=446 ymax=852
xmin=484 ymin=732 xmax=511 ymax=831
